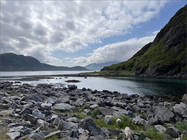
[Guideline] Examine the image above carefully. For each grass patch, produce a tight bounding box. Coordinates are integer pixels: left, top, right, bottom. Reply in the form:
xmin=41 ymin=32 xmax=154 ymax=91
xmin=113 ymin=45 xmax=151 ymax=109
xmin=95 ymin=115 xmax=143 ymax=132
xmin=90 ymin=107 xmax=101 ymax=118
xmin=144 ymin=128 xmax=166 ymax=140
xmin=175 ymin=121 xmax=187 ymax=132
xmin=76 ymin=112 xmax=87 ymax=119
xmin=44 ymin=135 xmax=58 ymax=140
xmin=182 ymin=134 xmax=187 ymax=140
xmin=53 ymin=110 xmax=63 ymax=114
xmin=9 ymin=92 xmax=21 ymax=97
xmin=0 ymin=127 xmax=11 ymax=140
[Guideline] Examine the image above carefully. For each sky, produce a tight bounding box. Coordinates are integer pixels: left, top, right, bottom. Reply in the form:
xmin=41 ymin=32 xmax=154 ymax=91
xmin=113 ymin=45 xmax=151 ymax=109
xmin=0 ymin=0 xmax=186 ymax=67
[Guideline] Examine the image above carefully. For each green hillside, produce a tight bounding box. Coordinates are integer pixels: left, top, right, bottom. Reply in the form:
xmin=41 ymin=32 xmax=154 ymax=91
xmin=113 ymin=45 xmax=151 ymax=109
xmin=101 ymin=5 xmax=187 ymax=79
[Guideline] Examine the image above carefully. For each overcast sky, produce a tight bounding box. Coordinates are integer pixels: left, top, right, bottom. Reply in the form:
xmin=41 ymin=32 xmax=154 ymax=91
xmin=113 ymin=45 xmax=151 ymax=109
xmin=0 ymin=0 xmax=186 ymax=66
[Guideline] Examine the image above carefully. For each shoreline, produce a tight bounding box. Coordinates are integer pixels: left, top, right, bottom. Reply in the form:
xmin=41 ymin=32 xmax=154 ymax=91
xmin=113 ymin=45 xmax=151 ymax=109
xmin=0 ymin=82 xmax=186 ymax=140
xmin=1 ymin=72 xmax=187 ymax=81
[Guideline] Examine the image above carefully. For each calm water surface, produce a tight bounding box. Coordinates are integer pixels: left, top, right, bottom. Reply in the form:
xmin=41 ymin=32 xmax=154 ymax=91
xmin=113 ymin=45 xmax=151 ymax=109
xmin=0 ymin=71 xmax=186 ymax=97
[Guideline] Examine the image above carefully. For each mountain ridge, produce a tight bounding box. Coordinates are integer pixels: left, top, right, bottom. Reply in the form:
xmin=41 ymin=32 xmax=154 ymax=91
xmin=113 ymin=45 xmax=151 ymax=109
xmin=0 ymin=53 xmax=87 ymax=71
xmin=101 ymin=5 xmax=187 ymax=79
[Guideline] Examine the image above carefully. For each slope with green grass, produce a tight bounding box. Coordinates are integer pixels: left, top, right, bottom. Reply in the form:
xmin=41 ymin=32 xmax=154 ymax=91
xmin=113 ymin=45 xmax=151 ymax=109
xmin=101 ymin=5 xmax=187 ymax=79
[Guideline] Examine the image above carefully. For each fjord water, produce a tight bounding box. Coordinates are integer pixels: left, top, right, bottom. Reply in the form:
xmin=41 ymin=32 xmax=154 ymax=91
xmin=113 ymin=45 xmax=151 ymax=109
xmin=0 ymin=71 xmax=186 ymax=97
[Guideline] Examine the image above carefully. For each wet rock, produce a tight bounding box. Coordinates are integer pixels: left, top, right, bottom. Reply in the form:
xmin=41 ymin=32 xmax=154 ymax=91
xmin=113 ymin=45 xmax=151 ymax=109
xmin=154 ymin=125 xmax=166 ymax=133
xmin=80 ymin=118 xmax=106 ymax=137
xmin=166 ymin=126 xmax=180 ymax=138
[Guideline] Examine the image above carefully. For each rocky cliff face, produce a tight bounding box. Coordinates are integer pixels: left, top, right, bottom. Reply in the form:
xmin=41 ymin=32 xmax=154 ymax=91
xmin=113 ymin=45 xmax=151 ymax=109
xmin=101 ymin=5 xmax=187 ymax=79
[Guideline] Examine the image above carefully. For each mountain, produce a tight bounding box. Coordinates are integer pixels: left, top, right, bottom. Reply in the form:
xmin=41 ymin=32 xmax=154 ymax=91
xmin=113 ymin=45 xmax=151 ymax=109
xmin=101 ymin=5 xmax=187 ymax=79
xmin=0 ymin=53 xmax=87 ymax=71
xmin=86 ymin=61 xmax=119 ymax=71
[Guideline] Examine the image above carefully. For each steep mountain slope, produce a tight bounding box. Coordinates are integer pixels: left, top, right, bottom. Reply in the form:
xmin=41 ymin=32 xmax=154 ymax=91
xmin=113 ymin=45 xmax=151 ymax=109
xmin=0 ymin=53 xmax=87 ymax=71
xmin=101 ymin=5 xmax=187 ymax=79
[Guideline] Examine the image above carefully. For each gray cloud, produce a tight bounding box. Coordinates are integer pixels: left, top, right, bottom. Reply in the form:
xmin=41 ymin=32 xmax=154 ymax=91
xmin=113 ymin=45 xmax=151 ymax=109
xmin=0 ymin=0 xmax=168 ymax=65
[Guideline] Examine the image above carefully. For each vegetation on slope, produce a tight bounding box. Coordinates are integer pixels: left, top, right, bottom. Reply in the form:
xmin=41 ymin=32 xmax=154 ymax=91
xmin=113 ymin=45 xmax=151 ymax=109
xmin=101 ymin=5 xmax=187 ymax=79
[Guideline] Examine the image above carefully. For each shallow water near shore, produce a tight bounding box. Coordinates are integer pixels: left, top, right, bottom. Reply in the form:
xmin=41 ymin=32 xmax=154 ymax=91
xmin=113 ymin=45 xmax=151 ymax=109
xmin=0 ymin=71 xmax=186 ymax=97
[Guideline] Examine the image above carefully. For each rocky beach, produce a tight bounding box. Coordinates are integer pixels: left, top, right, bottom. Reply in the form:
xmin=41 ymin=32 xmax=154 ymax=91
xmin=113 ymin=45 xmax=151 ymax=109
xmin=0 ymin=81 xmax=186 ymax=140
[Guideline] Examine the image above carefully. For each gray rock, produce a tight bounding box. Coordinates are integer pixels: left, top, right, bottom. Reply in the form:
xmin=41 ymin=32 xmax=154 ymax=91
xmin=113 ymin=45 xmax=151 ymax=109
xmin=37 ymin=119 xmax=49 ymax=129
xmin=71 ymin=128 xmax=79 ymax=138
xmin=132 ymin=116 xmax=148 ymax=126
xmin=7 ymin=131 xmax=20 ymax=140
xmin=41 ymin=102 xmax=52 ymax=108
xmin=80 ymin=118 xmax=106 ymax=137
xmin=32 ymin=108 xmax=45 ymax=119
xmin=23 ymin=114 xmax=38 ymax=124
xmin=79 ymin=130 xmax=89 ymax=140
xmin=150 ymin=107 xmax=175 ymax=124
xmin=0 ymin=103 xmax=9 ymax=109
xmin=173 ymin=102 xmax=187 ymax=117
xmin=29 ymin=132 xmax=45 ymax=140
xmin=90 ymin=104 xmax=98 ymax=109
xmin=166 ymin=127 xmax=180 ymax=138
xmin=68 ymin=85 xmax=77 ymax=90
xmin=154 ymin=125 xmax=166 ymax=133
xmin=44 ymin=130 xmax=61 ymax=139
xmin=99 ymin=107 xmax=114 ymax=116
xmin=89 ymin=135 xmax=104 ymax=140
xmin=182 ymin=94 xmax=187 ymax=104
xmin=67 ymin=117 xmax=80 ymax=123
xmin=52 ymin=103 xmax=74 ymax=111
xmin=27 ymin=94 xmax=44 ymax=102
xmin=53 ymin=117 xmax=77 ymax=130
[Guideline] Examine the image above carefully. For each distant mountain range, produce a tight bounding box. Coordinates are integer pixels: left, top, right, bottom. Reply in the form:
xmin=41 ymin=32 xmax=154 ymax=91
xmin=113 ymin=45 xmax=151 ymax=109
xmin=0 ymin=53 xmax=87 ymax=71
xmin=101 ymin=5 xmax=187 ymax=79
xmin=86 ymin=61 xmax=119 ymax=71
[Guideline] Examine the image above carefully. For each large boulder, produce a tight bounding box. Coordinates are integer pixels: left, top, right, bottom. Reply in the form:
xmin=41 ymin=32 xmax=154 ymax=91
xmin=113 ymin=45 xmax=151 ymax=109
xmin=149 ymin=107 xmax=175 ymax=124
xmin=173 ymin=102 xmax=187 ymax=118
xmin=154 ymin=125 xmax=166 ymax=133
xmin=52 ymin=103 xmax=74 ymax=111
xmin=80 ymin=118 xmax=106 ymax=137
xmin=166 ymin=127 xmax=180 ymax=138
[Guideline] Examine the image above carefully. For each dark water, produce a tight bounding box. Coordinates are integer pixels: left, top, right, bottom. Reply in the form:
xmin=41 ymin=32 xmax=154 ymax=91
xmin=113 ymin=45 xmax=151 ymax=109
xmin=0 ymin=71 xmax=186 ymax=97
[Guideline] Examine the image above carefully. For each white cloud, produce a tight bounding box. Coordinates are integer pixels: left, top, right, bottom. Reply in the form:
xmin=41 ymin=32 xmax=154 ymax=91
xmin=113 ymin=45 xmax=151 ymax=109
xmin=0 ymin=0 xmax=168 ymax=65
xmin=68 ymin=31 xmax=157 ymax=66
